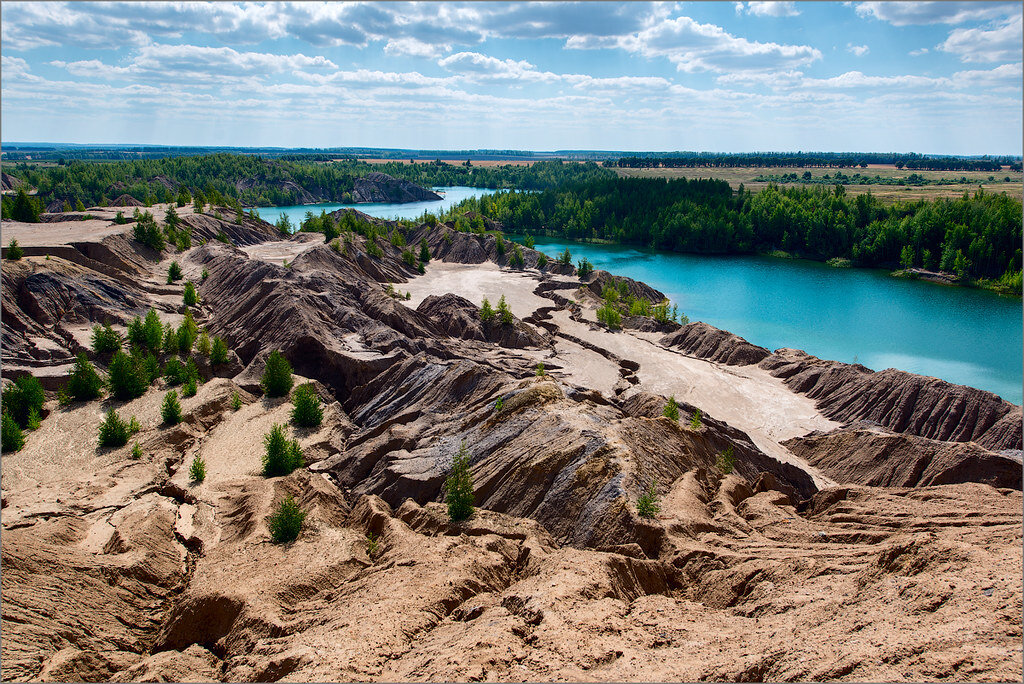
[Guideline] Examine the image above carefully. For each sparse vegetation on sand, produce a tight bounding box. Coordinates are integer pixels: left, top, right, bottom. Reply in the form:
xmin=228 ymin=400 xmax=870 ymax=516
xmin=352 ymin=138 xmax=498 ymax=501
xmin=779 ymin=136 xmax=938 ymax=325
xmin=268 ymin=495 xmax=306 ymax=543
xmin=637 ymin=481 xmax=661 ymax=519
xmin=445 ymin=440 xmax=475 ymax=522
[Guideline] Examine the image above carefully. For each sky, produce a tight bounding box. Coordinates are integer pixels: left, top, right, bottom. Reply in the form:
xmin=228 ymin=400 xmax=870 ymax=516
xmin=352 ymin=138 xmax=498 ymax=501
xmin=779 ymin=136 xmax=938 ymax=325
xmin=1 ymin=1 xmax=1021 ymax=154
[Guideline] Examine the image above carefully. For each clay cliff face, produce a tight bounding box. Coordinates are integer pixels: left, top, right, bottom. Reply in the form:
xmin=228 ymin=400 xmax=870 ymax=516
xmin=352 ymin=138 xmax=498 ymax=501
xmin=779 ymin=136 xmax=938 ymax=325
xmin=351 ymin=172 xmax=442 ymax=203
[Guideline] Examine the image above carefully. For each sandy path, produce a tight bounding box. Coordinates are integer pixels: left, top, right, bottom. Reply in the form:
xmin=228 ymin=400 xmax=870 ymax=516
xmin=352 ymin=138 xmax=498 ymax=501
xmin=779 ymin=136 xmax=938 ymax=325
xmin=405 ymin=262 xmax=550 ymax=319
xmin=404 ymin=261 xmax=838 ymax=486
xmin=240 ymin=233 xmax=322 ymax=266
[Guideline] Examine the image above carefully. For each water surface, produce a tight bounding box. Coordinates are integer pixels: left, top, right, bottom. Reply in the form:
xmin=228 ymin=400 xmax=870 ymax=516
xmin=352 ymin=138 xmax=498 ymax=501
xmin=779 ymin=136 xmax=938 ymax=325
xmin=269 ymin=186 xmax=499 ymax=226
xmin=527 ymin=236 xmax=1022 ymax=404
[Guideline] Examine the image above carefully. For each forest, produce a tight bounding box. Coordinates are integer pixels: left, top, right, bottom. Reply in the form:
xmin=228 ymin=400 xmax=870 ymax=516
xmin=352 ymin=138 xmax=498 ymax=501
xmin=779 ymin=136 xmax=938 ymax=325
xmin=610 ymin=153 xmax=1022 ymax=172
xmin=440 ymin=176 xmax=1023 ymax=292
xmin=1 ymin=154 xmax=614 ymax=209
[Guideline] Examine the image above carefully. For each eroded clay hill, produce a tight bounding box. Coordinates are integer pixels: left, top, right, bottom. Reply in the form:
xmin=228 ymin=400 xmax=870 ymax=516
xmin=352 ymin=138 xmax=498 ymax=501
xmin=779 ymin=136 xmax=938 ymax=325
xmin=1 ymin=206 xmax=1021 ymax=682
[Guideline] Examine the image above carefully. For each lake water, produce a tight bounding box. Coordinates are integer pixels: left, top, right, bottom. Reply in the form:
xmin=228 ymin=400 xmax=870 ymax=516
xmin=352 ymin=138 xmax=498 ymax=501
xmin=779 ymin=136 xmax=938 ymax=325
xmin=267 ymin=186 xmax=499 ymax=226
xmin=527 ymin=236 xmax=1022 ymax=405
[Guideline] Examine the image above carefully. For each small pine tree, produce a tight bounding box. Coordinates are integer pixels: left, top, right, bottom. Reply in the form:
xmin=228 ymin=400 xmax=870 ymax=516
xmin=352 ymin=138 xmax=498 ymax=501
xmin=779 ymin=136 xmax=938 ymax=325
xmin=91 ymin=322 xmax=123 ymax=353
xmin=197 ymin=332 xmax=212 ymax=356
xmin=2 ymin=375 xmax=46 ymax=428
xmin=419 ymin=237 xmax=431 ymax=263
xmin=201 ymin=268 xmax=210 ymax=281
xmin=497 ymin=295 xmax=513 ymax=325
xmin=167 ymin=261 xmax=183 ymax=283
xmin=162 ymin=323 xmax=179 ymax=356
xmin=6 ymin=238 xmax=23 ymax=261
xmin=2 ymin=413 xmax=25 ymax=452
xmin=262 ymin=423 xmax=304 ymax=476
xmin=183 ymin=281 xmax=199 ymax=307
xmin=480 ymin=297 xmax=496 ymax=324
xmin=26 ymin=407 xmax=41 ymax=431
xmin=189 ymin=455 xmax=206 ymax=483
xmin=536 ymin=362 xmax=545 ymax=376
xmin=261 ymin=350 xmax=293 ymax=397
xmin=636 ymin=481 xmax=661 ymax=519
xmin=182 ymin=377 xmax=198 ymax=397
xmin=689 ymin=408 xmax=703 ymax=430
xmin=537 ymin=253 xmax=548 ymax=269
xmin=445 ymin=440 xmax=475 ymax=522
xmin=268 ymin=495 xmax=306 ymax=543
xmin=291 ymin=383 xmax=323 ymax=427
xmin=143 ymin=309 xmax=163 ymax=351
xmin=131 ymin=442 xmax=143 ymax=460
xmin=663 ymin=396 xmax=679 ymax=421
xmin=577 ymin=257 xmax=594 ymax=279
xmin=163 ymin=358 xmax=185 ymax=386
xmin=231 ymin=391 xmax=242 ymax=410
xmin=161 ymin=390 xmax=182 ymax=425
xmin=717 ymin=445 xmax=736 ymax=475
xmin=98 ymin=409 xmax=134 ymax=448
xmin=210 ymin=336 xmax=229 ymax=365
xmin=494 ymin=397 xmax=504 ymax=413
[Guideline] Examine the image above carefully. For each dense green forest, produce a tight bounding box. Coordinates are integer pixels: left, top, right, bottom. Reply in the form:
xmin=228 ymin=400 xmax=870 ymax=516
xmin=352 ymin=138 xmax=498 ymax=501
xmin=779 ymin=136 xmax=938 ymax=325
xmin=609 ymin=153 xmax=1022 ymax=172
xmin=440 ymin=177 xmax=1022 ymax=292
xmin=1 ymin=154 xmax=614 ymax=209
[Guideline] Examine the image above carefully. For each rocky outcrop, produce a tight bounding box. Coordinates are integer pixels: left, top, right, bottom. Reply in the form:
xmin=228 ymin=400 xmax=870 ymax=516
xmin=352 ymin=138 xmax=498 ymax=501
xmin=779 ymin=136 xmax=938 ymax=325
xmin=111 ymin=194 xmax=143 ymax=207
xmin=660 ymin=322 xmax=772 ymax=366
xmin=1 ymin=172 xmax=24 ymax=191
xmin=351 ymin=172 xmax=441 ymax=203
xmin=417 ymin=293 xmax=548 ymax=349
xmin=784 ymin=423 xmax=1022 ymax=489
xmin=761 ymin=348 xmax=1021 ymax=449
xmin=586 ymin=270 xmax=664 ymax=303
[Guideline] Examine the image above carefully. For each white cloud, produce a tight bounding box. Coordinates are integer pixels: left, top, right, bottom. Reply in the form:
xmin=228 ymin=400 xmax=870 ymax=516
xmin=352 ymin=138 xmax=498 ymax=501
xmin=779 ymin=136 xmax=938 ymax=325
xmin=735 ymin=2 xmax=801 ymax=18
xmin=854 ymin=2 xmax=1017 ymax=26
xmin=909 ymin=47 xmax=929 ymax=56
xmin=383 ymin=38 xmax=449 ymax=59
xmin=847 ymin=44 xmax=870 ymax=57
xmin=937 ymin=14 xmax=1023 ymax=62
xmin=437 ymin=51 xmax=559 ymax=83
xmin=569 ymin=15 xmax=821 ymax=73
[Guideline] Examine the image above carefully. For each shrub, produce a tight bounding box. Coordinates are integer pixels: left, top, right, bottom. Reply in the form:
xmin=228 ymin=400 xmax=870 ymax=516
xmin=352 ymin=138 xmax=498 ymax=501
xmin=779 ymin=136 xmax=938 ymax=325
xmin=163 ymin=358 xmax=185 ymax=386
xmin=268 ymin=495 xmax=306 ymax=543
xmin=26 ymin=407 xmax=41 ymax=431
xmin=401 ymin=249 xmax=416 ymax=267
xmin=182 ymin=377 xmax=198 ymax=397
xmin=577 ymin=257 xmax=594 ymax=279
xmin=494 ymin=397 xmax=504 ymax=413
xmin=98 ymin=409 xmax=138 ymax=448
xmin=114 ymin=211 xmax=127 ymax=225
xmin=231 ymin=391 xmax=242 ymax=410
xmin=189 ymin=455 xmax=206 ymax=483
xmin=161 ymin=390 xmax=182 ymax=425
xmin=6 ymin=238 xmax=23 ymax=261
xmin=558 ymin=248 xmax=572 ymax=266
xmin=497 ymin=295 xmax=514 ymax=325
xmin=210 ymin=337 xmax=229 ymax=365
xmin=510 ymin=244 xmax=524 ymax=269
xmin=419 ymin=238 xmax=431 ymax=263
xmin=663 ymin=396 xmax=680 ymax=421
xmin=636 ymin=481 xmax=661 ymax=519
xmin=91 ymin=322 xmax=123 ymax=353
xmin=201 ymin=268 xmax=210 ymax=281
xmin=445 ymin=440 xmax=475 ymax=522
xmin=366 ymin=240 xmax=384 ymax=258
xmin=177 ymin=325 xmax=194 ymax=354
xmin=197 ymin=332 xmax=212 ymax=356
xmin=66 ymin=353 xmax=103 ymax=401
xmin=629 ymin=297 xmax=653 ymax=317
xmin=537 ymin=253 xmax=548 ymax=269
xmin=261 ymin=350 xmax=293 ymax=397
xmin=596 ymin=302 xmax=621 ymax=330
xmin=215 ymin=230 xmax=230 ymax=244
xmin=291 ymin=383 xmax=323 ymax=427
xmin=262 ymin=423 xmax=304 ymax=476
xmin=140 ymin=351 xmax=161 ymax=384
xmin=524 ymin=234 xmax=535 ymax=249
xmin=717 ymin=446 xmax=736 ymax=474
xmin=2 ymin=375 xmax=45 ymax=429
xmin=167 ymin=261 xmax=183 ymax=283
xmin=536 ymin=362 xmax=545 ymax=376
xmin=133 ymin=212 xmax=165 ymax=250
xmin=131 ymin=442 xmax=143 ymax=460
xmin=183 ymin=281 xmax=199 ymax=307
xmin=689 ymin=408 xmax=703 ymax=430
xmin=143 ymin=309 xmax=163 ymax=351
xmin=479 ymin=297 xmax=495 ymax=324
xmin=2 ymin=413 xmax=25 ymax=452
xmin=162 ymin=323 xmax=179 ymax=356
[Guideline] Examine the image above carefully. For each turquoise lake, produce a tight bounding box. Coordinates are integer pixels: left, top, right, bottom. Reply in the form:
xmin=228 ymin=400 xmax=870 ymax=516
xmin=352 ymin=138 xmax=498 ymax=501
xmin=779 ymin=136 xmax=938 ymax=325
xmin=269 ymin=188 xmax=1022 ymax=404
xmin=267 ymin=186 xmax=500 ymax=226
xmin=528 ymin=236 xmax=1022 ymax=405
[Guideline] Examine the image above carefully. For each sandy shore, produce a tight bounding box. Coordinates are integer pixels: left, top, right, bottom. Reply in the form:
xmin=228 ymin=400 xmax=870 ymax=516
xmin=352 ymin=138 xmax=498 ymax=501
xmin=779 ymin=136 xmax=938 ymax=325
xmin=401 ymin=261 xmax=839 ymax=486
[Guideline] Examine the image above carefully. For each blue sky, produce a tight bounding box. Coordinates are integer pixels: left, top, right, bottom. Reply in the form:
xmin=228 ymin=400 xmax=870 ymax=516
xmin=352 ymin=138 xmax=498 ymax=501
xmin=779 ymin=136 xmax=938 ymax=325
xmin=1 ymin=1 xmax=1021 ymax=153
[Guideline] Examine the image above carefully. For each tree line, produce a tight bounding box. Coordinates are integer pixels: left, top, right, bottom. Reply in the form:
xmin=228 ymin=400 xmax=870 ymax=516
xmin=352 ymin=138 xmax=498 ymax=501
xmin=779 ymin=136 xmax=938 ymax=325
xmin=2 ymin=154 xmax=615 ymax=210
xmin=609 ymin=153 xmax=1022 ymax=172
xmin=441 ymin=177 xmax=1022 ymax=291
